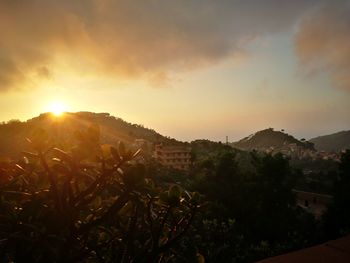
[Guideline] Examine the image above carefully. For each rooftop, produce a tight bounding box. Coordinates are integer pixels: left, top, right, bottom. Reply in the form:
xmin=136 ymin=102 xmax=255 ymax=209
xmin=256 ymin=235 xmax=350 ymax=263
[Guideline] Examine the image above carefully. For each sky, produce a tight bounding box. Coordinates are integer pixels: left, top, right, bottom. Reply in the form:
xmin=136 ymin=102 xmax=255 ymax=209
xmin=0 ymin=0 xmax=350 ymax=142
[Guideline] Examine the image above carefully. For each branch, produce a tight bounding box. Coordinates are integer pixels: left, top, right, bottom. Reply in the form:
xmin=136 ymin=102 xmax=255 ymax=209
xmin=78 ymin=191 xmax=130 ymax=234
xmin=157 ymin=207 xmax=196 ymax=253
xmin=38 ymin=151 xmax=61 ymax=211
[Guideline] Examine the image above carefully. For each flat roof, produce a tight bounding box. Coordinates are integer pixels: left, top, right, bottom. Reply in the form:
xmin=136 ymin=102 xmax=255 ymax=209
xmin=256 ymin=235 xmax=350 ymax=263
xmin=293 ymin=189 xmax=333 ymax=199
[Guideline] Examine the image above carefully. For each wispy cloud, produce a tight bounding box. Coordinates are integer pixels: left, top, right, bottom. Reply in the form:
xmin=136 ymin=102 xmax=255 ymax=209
xmin=295 ymin=0 xmax=350 ymax=91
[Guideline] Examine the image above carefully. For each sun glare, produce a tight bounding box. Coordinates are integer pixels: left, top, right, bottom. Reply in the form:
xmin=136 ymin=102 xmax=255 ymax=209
xmin=48 ymin=102 xmax=66 ymax=116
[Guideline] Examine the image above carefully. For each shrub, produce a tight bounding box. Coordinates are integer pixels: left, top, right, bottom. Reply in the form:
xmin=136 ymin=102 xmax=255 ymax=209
xmin=0 ymin=127 xmax=200 ymax=262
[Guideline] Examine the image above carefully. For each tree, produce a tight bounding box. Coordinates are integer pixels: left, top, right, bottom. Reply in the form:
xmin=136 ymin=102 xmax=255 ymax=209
xmin=323 ymin=149 xmax=350 ymax=238
xmin=190 ymin=150 xmax=318 ymax=262
xmin=0 ymin=126 xmax=200 ymax=262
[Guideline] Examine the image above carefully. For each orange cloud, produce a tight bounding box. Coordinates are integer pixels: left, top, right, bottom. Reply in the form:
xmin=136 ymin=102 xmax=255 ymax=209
xmin=0 ymin=0 xmax=325 ymax=91
xmin=295 ymin=1 xmax=350 ymax=91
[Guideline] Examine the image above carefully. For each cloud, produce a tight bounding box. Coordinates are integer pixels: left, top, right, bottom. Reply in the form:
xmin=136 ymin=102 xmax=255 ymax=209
xmin=0 ymin=0 xmax=325 ymax=91
xmin=295 ymin=0 xmax=350 ymax=91
xmin=0 ymin=57 xmax=24 ymax=91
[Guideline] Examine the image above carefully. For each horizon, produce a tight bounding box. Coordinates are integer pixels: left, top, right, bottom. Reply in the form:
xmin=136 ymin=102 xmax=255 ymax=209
xmin=1 ymin=0 xmax=350 ymax=142
xmin=1 ymin=110 xmax=348 ymax=143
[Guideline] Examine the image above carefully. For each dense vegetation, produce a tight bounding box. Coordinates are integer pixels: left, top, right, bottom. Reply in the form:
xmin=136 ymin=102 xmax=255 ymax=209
xmin=0 ymin=126 xmax=200 ymax=262
xmin=0 ymin=112 xmax=180 ymax=158
xmin=0 ymin=123 xmax=349 ymax=262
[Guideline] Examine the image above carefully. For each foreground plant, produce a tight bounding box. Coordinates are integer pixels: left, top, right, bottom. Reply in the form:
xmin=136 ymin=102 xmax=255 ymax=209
xmin=0 ymin=126 xmax=200 ymax=262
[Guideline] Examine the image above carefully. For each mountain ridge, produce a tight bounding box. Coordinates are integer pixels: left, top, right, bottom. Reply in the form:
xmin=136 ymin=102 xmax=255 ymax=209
xmin=1 ymin=112 xmax=349 ymax=157
xmin=0 ymin=111 xmax=180 ymax=157
xmin=310 ymin=130 xmax=350 ymax=152
xmin=231 ymin=128 xmax=315 ymax=151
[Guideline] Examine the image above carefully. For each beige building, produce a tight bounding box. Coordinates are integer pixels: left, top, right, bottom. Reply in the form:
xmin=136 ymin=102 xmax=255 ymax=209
xmin=154 ymin=144 xmax=192 ymax=171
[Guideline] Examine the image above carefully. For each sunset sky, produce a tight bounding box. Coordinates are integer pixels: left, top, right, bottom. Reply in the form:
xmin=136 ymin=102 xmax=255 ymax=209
xmin=1 ymin=0 xmax=349 ymax=142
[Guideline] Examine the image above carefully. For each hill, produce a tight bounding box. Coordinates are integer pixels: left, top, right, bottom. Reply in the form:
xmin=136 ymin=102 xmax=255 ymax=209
xmin=232 ymin=128 xmax=314 ymax=151
xmin=310 ymin=131 xmax=350 ymax=152
xmin=0 ymin=112 xmax=179 ymax=157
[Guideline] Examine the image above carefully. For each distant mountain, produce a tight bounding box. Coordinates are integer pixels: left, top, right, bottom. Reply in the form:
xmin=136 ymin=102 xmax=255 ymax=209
xmin=232 ymin=128 xmax=314 ymax=151
xmin=310 ymin=131 xmax=350 ymax=152
xmin=0 ymin=112 xmax=179 ymax=157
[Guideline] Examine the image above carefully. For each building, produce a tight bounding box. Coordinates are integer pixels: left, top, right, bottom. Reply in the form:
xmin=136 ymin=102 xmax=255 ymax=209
xmin=256 ymin=235 xmax=350 ymax=263
xmin=133 ymin=139 xmax=149 ymax=148
xmin=154 ymin=144 xmax=192 ymax=171
xmin=293 ymin=190 xmax=333 ymax=219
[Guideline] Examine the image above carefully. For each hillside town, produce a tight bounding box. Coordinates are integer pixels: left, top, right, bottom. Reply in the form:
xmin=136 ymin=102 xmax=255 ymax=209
xmin=261 ymin=142 xmax=341 ymax=161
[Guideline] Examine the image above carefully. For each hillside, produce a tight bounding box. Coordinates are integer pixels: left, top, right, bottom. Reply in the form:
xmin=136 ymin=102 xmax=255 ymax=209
xmin=0 ymin=112 xmax=178 ymax=157
xmin=232 ymin=128 xmax=314 ymax=151
xmin=310 ymin=131 xmax=350 ymax=152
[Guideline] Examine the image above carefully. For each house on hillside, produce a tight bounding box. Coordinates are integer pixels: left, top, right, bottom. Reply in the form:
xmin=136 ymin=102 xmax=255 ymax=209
xmin=132 ymin=138 xmax=152 ymax=152
xmin=154 ymin=144 xmax=192 ymax=171
xmin=293 ymin=190 xmax=333 ymax=219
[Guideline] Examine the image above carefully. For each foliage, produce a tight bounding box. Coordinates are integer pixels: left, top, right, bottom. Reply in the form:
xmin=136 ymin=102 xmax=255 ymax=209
xmin=1 ymin=122 xmax=349 ymax=263
xmin=323 ymin=149 xmax=350 ymax=238
xmin=0 ymin=127 xmax=200 ymax=262
xmin=190 ymin=150 xmax=320 ymax=262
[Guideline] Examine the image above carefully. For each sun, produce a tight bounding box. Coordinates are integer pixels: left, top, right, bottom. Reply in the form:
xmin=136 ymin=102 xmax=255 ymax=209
xmin=48 ymin=101 xmax=67 ymax=116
